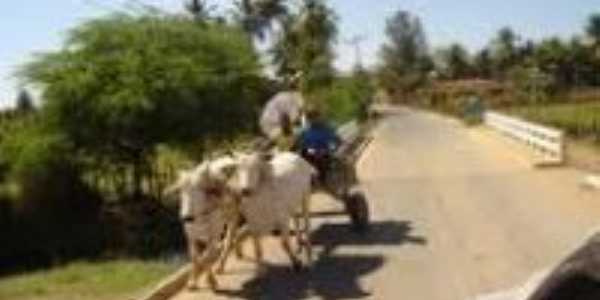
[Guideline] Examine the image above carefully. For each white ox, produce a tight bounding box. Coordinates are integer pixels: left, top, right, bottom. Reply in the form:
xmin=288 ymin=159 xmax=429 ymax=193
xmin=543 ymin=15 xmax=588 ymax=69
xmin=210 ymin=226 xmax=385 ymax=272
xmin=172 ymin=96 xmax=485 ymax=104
xmin=165 ymin=156 xmax=237 ymax=291
xmin=218 ymin=151 xmax=316 ymax=272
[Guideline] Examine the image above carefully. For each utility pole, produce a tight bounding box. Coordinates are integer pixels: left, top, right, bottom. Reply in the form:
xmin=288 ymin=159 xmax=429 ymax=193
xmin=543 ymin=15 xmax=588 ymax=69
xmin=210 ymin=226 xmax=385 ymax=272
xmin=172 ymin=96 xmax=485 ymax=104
xmin=345 ymin=35 xmax=366 ymax=69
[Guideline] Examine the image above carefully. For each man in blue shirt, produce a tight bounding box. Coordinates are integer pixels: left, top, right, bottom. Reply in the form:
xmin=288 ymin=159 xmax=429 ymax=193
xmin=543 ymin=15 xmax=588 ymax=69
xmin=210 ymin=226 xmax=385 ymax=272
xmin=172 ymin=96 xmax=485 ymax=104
xmin=297 ymin=109 xmax=341 ymax=182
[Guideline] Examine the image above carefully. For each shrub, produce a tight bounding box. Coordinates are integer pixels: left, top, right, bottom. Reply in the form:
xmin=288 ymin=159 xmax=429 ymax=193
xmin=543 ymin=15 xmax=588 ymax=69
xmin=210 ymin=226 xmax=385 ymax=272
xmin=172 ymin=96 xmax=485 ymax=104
xmin=0 ymin=124 xmax=104 ymax=272
xmin=19 ymin=13 xmax=264 ymax=198
xmin=309 ymin=75 xmax=374 ymax=124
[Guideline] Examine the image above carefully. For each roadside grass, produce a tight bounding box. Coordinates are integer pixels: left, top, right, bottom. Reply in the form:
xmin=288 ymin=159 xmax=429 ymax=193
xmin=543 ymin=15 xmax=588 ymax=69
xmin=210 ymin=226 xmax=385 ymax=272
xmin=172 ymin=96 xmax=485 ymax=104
xmin=507 ymin=103 xmax=600 ymax=140
xmin=0 ymin=260 xmax=180 ymax=300
xmin=506 ymin=102 xmax=600 ymax=171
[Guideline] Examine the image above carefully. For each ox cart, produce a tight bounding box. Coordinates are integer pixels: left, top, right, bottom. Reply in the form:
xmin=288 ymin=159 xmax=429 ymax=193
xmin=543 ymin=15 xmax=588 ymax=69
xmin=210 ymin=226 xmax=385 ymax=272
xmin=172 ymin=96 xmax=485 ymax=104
xmin=306 ymin=121 xmax=372 ymax=233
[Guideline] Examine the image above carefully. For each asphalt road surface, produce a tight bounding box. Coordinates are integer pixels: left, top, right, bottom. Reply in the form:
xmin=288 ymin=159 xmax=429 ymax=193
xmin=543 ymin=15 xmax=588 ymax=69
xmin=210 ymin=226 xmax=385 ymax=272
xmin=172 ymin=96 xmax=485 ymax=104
xmin=170 ymin=107 xmax=600 ymax=300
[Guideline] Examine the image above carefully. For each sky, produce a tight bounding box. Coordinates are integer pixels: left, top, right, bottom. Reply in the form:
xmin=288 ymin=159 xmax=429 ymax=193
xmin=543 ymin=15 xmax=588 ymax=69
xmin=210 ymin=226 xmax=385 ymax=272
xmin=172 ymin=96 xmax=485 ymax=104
xmin=0 ymin=0 xmax=598 ymax=107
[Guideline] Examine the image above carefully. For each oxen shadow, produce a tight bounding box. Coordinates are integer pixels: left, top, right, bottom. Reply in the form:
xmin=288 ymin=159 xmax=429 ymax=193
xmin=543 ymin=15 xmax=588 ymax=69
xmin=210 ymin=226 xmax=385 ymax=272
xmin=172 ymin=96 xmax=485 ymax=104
xmin=217 ymin=255 xmax=383 ymax=300
xmin=216 ymin=220 xmax=426 ymax=299
xmin=311 ymin=220 xmax=427 ymax=255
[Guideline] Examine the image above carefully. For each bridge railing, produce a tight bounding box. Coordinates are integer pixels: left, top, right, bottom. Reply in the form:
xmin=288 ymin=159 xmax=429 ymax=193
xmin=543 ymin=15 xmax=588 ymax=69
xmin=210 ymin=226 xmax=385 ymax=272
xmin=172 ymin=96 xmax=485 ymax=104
xmin=483 ymin=111 xmax=565 ymax=165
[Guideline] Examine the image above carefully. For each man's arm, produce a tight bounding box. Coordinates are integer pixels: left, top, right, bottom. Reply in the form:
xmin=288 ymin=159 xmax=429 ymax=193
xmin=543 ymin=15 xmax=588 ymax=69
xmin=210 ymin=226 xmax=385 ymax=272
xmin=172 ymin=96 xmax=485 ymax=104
xmin=326 ymin=125 xmax=342 ymax=149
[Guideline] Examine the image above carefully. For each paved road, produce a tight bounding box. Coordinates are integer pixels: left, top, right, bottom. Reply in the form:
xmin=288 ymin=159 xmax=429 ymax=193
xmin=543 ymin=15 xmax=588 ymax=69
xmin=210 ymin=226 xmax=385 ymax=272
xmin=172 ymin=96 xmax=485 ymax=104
xmin=171 ymin=107 xmax=600 ymax=300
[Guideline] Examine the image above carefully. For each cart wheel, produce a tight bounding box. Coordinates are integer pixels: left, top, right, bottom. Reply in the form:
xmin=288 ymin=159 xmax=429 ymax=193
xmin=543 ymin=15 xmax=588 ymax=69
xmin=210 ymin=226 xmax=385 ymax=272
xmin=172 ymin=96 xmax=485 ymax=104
xmin=344 ymin=190 xmax=369 ymax=233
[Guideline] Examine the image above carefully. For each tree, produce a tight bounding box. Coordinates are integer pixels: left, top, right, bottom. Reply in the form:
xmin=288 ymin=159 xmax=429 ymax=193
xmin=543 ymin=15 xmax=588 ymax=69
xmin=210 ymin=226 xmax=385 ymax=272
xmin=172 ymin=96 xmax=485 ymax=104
xmin=584 ymin=14 xmax=600 ymax=86
xmin=19 ymin=14 xmax=262 ymax=199
xmin=518 ymin=39 xmax=536 ymax=64
xmin=438 ymin=43 xmax=472 ymax=79
xmin=567 ymin=37 xmax=597 ymax=86
xmin=15 ymin=89 xmax=34 ymax=113
xmin=473 ymin=48 xmax=493 ymax=78
xmin=235 ymin=0 xmax=289 ymax=40
xmin=490 ymin=27 xmax=520 ymax=77
xmin=532 ymin=37 xmax=573 ymax=87
xmin=508 ymin=66 xmax=555 ymax=104
xmin=185 ymin=0 xmax=212 ymax=21
xmin=586 ymin=13 xmax=600 ymax=45
xmin=271 ymin=0 xmax=337 ymax=91
xmin=378 ymin=10 xmax=432 ymax=95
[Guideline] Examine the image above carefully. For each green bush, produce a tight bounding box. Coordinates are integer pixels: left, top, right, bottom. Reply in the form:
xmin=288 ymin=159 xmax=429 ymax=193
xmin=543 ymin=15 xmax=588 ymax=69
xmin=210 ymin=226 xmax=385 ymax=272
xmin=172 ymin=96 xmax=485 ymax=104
xmin=310 ymin=75 xmax=374 ymax=125
xmin=0 ymin=123 xmax=105 ymax=272
xmin=19 ymin=13 xmax=264 ymax=198
xmin=508 ymin=66 xmax=557 ymax=105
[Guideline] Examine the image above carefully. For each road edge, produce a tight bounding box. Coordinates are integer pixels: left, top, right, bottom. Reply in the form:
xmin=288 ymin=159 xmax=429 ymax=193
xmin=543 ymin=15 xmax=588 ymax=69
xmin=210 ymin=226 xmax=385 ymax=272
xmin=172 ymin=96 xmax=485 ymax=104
xmin=137 ymin=264 xmax=190 ymax=300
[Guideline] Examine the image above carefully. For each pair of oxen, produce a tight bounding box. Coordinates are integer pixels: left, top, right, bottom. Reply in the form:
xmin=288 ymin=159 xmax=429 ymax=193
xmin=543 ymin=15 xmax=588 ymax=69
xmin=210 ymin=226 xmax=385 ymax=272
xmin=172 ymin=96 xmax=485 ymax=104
xmin=166 ymin=150 xmax=315 ymax=291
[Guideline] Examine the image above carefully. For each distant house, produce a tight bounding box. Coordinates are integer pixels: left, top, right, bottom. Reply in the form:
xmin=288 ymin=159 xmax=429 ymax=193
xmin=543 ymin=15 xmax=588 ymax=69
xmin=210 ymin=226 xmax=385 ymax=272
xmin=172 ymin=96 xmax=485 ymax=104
xmin=431 ymin=79 xmax=505 ymax=96
xmin=423 ymin=79 xmax=511 ymax=109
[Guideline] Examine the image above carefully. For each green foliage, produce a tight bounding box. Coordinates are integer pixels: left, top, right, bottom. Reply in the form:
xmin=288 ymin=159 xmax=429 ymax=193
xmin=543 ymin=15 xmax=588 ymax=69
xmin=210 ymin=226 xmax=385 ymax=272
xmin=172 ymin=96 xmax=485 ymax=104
xmin=309 ymin=74 xmax=374 ymax=124
xmin=436 ymin=43 xmax=472 ymax=79
xmin=508 ymin=66 xmax=556 ymax=104
xmin=0 ymin=123 xmax=71 ymax=184
xmin=271 ymin=0 xmax=338 ymax=92
xmin=235 ymin=0 xmax=289 ymax=40
xmin=19 ymin=14 xmax=262 ymax=194
xmin=378 ymin=10 xmax=432 ymax=95
xmin=0 ymin=12 xmax=267 ymax=270
xmin=0 ymin=120 xmax=105 ymax=271
xmin=473 ymin=49 xmax=493 ymax=78
xmin=490 ymin=27 xmax=520 ymax=76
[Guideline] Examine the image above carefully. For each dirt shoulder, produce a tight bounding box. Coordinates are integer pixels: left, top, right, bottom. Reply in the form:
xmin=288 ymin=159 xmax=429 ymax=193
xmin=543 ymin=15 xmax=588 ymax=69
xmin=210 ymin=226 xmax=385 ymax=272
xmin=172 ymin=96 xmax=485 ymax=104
xmin=566 ymin=138 xmax=600 ymax=173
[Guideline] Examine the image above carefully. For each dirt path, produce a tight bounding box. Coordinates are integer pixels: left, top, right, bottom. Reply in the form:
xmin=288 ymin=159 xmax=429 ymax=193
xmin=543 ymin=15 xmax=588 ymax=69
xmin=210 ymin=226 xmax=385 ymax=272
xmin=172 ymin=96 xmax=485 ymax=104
xmin=168 ymin=107 xmax=600 ymax=300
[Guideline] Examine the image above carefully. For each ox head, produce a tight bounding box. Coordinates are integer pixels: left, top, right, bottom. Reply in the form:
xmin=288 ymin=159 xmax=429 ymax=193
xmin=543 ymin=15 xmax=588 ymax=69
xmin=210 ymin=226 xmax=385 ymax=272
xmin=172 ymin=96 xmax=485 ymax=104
xmin=165 ymin=165 xmax=210 ymax=221
xmin=232 ymin=152 xmax=271 ymax=198
xmin=165 ymin=155 xmax=238 ymax=222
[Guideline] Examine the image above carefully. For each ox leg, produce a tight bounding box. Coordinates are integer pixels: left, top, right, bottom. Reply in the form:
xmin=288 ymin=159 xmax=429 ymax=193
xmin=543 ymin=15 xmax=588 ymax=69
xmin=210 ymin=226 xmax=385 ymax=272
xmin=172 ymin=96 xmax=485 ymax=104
xmin=302 ymin=196 xmax=313 ymax=266
xmin=187 ymin=242 xmax=199 ymax=290
xmin=216 ymin=216 xmax=240 ymax=274
xmin=235 ymin=240 xmax=245 ymax=259
xmin=217 ymin=227 xmax=251 ymax=273
xmin=252 ymin=235 xmax=263 ymax=262
xmin=196 ymin=244 xmax=222 ymax=291
xmin=293 ymin=216 xmax=303 ymax=254
xmin=280 ymin=227 xmax=302 ymax=272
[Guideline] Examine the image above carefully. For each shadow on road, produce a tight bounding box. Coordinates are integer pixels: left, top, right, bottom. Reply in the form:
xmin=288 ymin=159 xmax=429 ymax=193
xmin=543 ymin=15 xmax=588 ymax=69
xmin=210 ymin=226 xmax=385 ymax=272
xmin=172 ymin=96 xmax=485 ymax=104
xmin=216 ymin=255 xmax=383 ymax=300
xmin=311 ymin=220 xmax=427 ymax=255
xmin=216 ymin=220 xmax=426 ymax=299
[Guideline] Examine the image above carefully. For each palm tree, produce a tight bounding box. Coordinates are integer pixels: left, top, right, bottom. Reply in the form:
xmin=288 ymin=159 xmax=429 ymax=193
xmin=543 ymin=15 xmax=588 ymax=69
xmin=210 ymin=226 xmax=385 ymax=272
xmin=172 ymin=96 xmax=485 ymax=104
xmin=270 ymin=0 xmax=337 ymax=89
xmin=288 ymin=0 xmax=337 ymax=89
xmin=235 ymin=0 xmax=289 ymax=40
xmin=185 ymin=0 xmax=216 ymax=22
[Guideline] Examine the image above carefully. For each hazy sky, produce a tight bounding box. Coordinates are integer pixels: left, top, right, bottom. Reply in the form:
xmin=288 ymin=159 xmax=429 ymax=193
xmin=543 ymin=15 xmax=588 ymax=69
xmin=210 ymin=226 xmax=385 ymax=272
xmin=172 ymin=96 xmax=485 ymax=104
xmin=0 ymin=0 xmax=598 ymax=107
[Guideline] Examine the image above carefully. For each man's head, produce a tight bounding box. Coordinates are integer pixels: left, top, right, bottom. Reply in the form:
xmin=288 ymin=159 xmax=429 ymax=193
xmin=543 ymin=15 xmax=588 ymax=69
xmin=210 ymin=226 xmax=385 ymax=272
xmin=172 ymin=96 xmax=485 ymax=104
xmin=305 ymin=107 xmax=323 ymax=125
xmin=284 ymin=72 xmax=303 ymax=90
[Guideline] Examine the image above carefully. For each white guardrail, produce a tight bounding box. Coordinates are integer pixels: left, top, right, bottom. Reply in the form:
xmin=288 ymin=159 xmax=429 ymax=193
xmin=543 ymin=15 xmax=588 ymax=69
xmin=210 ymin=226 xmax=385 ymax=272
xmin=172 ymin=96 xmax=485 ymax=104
xmin=484 ymin=111 xmax=565 ymax=165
